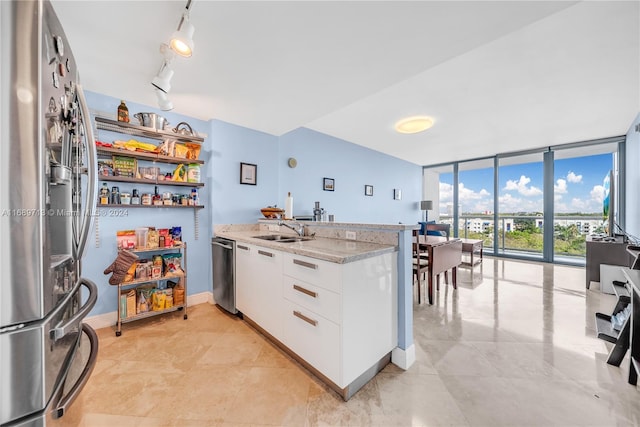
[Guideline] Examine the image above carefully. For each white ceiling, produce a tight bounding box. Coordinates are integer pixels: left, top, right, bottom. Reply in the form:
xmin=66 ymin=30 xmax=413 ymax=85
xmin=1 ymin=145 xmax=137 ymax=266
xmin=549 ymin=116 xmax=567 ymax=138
xmin=52 ymin=1 xmax=640 ymax=166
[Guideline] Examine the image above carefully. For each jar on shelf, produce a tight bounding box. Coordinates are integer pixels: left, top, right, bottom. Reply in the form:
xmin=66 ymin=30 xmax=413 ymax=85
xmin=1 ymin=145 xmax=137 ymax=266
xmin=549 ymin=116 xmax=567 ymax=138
xmin=187 ymin=163 xmax=200 ymax=183
xmin=99 ymin=183 xmax=109 ymax=205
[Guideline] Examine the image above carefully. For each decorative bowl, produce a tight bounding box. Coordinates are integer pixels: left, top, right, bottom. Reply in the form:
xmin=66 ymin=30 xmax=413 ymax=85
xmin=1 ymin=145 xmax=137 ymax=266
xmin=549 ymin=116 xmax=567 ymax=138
xmin=261 ymin=207 xmax=284 ymax=219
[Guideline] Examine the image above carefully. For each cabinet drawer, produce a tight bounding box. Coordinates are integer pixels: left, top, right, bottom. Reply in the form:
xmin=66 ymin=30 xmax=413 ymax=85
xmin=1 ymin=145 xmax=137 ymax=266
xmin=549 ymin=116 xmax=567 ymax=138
xmin=283 ymin=276 xmax=341 ymax=324
xmin=283 ymin=300 xmax=340 ymax=385
xmin=283 ymin=253 xmax=341 ymax=293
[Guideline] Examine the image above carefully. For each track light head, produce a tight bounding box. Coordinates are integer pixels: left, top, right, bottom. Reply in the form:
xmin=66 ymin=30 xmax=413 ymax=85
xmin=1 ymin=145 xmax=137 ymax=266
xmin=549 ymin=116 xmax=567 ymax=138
xmin=170 ymin=12 xmax=195 ymax=58
xmin=154 ymin=88 xmax=173 ymax=111
xmin=151 ymin=62 xmax=174 ymax=93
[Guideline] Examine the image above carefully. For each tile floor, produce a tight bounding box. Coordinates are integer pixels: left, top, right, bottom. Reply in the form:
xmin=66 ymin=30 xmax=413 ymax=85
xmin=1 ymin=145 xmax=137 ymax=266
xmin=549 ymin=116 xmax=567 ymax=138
xmin=53 ymin=257 xmax=640 ymax=426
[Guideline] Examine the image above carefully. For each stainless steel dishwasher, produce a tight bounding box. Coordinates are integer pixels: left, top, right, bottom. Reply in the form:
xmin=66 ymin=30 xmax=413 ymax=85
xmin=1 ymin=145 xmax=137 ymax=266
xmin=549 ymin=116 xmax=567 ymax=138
xmin=211 ymin=237 xmax=237 ymax=314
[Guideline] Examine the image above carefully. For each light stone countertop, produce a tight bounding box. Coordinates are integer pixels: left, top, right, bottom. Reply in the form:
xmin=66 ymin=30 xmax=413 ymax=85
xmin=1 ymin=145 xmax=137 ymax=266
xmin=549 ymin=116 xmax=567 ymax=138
xmin=215 ymin=230 xmax=397 ymax=264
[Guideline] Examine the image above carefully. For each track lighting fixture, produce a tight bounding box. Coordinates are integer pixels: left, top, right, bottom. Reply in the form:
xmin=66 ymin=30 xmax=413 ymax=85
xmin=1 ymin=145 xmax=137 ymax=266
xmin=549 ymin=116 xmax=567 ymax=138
xmin=151 ymin=61 xmax=174 ymax=93
xmin=170 ymin=1 xmax=195 ymax=58
xmin=150 ymin=1 xmax=194 ymax=110
xmin=154 ymin=88 xmax=173 ymax=111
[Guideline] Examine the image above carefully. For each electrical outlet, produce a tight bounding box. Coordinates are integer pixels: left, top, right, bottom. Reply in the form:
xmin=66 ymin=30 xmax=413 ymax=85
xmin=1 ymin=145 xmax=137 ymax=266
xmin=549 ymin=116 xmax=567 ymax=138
xmin=346 ymin=231 xmax=356 ymax=240
xmin=268 ymin=225 xmax=279 ymax=231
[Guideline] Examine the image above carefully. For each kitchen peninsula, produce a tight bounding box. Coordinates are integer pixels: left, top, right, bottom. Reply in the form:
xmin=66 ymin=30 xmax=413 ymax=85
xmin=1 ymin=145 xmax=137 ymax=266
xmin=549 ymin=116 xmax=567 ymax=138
xmin=214 ymin=220 xmax=415 ymax=400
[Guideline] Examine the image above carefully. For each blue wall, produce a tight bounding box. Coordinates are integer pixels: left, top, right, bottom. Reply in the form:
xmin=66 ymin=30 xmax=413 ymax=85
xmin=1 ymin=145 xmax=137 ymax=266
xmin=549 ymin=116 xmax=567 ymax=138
xmin=85 ymin=91 xmax=423 ymax=316
xmin=279 ymin=128 xmax=422 ymax=223
xmin=210 ymin=120 xmax=279 ymax=224
xmin=84 ymin=91 xmax=213 ymax=316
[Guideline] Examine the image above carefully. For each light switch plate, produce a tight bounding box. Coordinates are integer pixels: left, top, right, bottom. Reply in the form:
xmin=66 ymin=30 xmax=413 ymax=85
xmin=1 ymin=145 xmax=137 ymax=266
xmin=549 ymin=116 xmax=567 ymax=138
xmin=346 ymin=231 xmax=356 ymax=240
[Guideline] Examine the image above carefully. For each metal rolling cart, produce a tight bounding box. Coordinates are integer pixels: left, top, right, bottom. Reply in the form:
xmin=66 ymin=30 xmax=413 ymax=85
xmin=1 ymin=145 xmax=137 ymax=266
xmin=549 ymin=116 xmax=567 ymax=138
xmin=115 ymin=242 xmax=188 ymax=336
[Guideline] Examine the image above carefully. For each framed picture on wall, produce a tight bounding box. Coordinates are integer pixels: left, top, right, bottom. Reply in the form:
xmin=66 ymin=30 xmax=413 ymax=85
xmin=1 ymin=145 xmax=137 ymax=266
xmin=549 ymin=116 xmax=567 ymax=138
xmin=365 ymin=185 xmax=373 ymax=196
xmin=240 ymin=162 xmax=257 ymax=185
xmin=323 ymin=177 xmax=335 ymax=191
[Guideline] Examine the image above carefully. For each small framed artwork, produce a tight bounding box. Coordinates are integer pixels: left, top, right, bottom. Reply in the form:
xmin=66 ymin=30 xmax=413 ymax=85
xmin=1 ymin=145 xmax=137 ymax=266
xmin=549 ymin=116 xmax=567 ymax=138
xmin=323 ymin=177 xmax=335 ymax=191
xmin=393 ymin=188 xmax=402 ymax=200
xmin=364 ymin=185 xmax=373 ymax=196
xmin=240 ymin=162 xmax=257 ymax=185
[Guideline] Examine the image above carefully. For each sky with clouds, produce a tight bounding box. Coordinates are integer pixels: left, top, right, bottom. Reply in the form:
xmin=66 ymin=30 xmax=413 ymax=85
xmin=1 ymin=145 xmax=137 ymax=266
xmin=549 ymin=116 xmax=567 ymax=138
xmin=438 ymin=153 xmax=612 ymax=214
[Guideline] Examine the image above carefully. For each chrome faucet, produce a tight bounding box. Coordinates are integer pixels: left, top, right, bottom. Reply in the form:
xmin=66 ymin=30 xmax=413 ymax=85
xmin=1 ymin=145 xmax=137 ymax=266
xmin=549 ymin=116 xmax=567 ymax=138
xmin=278 ymin=220 xmax=305 ymax=237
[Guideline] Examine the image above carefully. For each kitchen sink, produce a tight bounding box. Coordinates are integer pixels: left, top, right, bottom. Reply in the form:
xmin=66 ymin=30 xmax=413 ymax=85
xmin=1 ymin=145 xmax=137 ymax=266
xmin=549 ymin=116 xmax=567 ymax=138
xmin=252 ymin=235 xmax=313 ymax=243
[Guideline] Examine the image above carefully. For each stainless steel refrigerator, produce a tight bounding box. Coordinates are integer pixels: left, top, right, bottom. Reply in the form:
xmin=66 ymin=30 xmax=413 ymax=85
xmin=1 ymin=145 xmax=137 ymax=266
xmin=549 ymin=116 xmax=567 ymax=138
xmin=1 ymin=1 xmax=99 ymax=425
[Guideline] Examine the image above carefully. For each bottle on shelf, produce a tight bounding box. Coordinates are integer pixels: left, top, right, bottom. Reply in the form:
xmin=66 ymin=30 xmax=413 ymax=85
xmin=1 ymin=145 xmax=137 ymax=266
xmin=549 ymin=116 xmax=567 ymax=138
xmin=110 ymin=186 xmax=120 ymax=205
xmin=117 ymin=100 xmax=130 ymax=123
xmin=99 ymin=183 xmax=109 ymax=205
xmin=152 ymin=186 xmax=162 ymax=206
xmin=190 ymin=188 xmax=199 ymax=206
xmin=131 ymin=189 xmax=140 ymax=205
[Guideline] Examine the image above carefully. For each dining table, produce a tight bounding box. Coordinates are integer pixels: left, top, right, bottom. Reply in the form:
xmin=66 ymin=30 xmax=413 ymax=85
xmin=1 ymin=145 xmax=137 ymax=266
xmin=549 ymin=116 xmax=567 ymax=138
xmin=416 ymin=235 xmax=463 ymax=304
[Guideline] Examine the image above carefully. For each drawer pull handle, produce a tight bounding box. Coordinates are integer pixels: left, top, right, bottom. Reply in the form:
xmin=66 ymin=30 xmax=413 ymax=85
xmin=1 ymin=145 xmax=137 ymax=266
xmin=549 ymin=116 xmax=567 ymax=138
xmin=237 ymin=245 xmax=249 ymax=251
xmin=258 ymin=250 xmax=274 ymax=257
xmin=293 ymin=259 xmax=317 ymax=270
xmin=293 ymin=284 xmax=317 ymax=298
xmin=293 ymin=310 xmax=318 ymax=326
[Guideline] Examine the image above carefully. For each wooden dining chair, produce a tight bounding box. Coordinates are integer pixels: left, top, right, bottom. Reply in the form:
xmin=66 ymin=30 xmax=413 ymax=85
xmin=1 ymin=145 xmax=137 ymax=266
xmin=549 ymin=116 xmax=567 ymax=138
xmin=425 ymin=223 xmax=453 ymax=289
xmin=412 ymin=229 xmax=429 ymax=304
xmin=425 ymin=223 xmax=451 ymax=239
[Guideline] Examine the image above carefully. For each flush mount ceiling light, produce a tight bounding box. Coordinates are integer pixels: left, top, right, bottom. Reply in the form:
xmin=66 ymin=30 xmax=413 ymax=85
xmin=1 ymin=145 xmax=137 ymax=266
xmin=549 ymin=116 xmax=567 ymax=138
xmin=394 ymin=116 xmax=434 ymax=134
xmin=170 ymin=0 xmax=195 ymax=58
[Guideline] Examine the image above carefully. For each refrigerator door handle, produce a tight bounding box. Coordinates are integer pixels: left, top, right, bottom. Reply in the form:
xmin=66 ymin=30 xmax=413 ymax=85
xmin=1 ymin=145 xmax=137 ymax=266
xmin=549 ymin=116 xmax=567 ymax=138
xmin=51 ymin=278 xmax=97 ymax=342
xmin=52 ymin=323 xmax=99 ymax=419
xmin=74 ymin=83 xmax=97 ymax=261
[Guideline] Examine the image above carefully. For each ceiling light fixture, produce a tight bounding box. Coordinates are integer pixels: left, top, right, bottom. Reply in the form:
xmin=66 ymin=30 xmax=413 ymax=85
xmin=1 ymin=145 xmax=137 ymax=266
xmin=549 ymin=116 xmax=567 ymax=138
xmin=170 ymin=0 xmax=195 ymax=58
xmin=154 ymin=88 xmax=174 ymax=111
xmin=395 ymin=116 xmax=434 ymax=134
xmin=151 ymin=61 xmax=174 ymax=93
xmin=150 ymin=44 xmax=175 ymax=111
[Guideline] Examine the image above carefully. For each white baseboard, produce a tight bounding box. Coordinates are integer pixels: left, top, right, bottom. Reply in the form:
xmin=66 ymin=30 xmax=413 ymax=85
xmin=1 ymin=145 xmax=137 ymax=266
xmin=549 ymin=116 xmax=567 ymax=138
xmin=83 ymin=291 xmax=214 ymax=330
xmin=391 ymin=344 xmax=415 ymax=370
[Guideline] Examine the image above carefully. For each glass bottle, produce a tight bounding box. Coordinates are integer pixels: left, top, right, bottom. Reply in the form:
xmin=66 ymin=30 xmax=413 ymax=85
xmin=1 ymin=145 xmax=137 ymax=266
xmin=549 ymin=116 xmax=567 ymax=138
xmin=117 ymin=100 xmax=129 ymax=123
xmin=99 ymin=183 xmax=109 ymax=205
xmin=131 ymin=189 xmax=140 ymax=205
xmin=152 ymin=185 xmax=162 ymax=205
xmin=110 ymin=186 xmax=120 ymax=205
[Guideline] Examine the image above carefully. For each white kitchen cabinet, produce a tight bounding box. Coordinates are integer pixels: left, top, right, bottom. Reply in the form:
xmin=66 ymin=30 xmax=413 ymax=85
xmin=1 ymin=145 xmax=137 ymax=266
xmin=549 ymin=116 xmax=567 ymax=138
xmin=235 ymin=243 xmax=397 ymax=399
xmin=234 ymin=243 xmax=283 ymax=341
xmin=283 ymin=299 xmax=341 ymax=383
xmin=234 ymin=242 xmax=253 ymax=315
xmin=282 ymin=251 xmax=396 ymax=389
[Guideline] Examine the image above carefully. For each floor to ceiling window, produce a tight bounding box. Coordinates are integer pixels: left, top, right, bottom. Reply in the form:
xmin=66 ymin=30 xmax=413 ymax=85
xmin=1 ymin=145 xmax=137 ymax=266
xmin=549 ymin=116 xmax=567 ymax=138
xmin=497 ymin=152 xmax=545 ymax=259
xmin=458 ymin=159 xmax=495 ymax=252
xmin=552 ymin=143 xmax=618 ymax=263
xmin=423 ymin=137 xmax=624 ymax=265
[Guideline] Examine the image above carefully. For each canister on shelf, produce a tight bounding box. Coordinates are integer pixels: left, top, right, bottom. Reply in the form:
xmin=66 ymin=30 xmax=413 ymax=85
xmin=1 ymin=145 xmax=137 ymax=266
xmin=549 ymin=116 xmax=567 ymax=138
xmin=141 ymin=193 xmax=152 ymax=205
xmin=162 ymin=192 xmax=173 ymax=205
xmin=187 ymin=163 xmax=200 ymax=183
